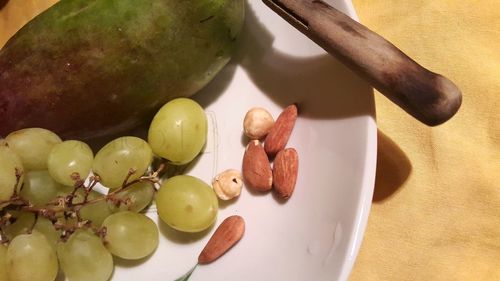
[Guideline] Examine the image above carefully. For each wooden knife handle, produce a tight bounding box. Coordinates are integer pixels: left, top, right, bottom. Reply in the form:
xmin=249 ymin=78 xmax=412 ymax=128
xmin=263 ymin=0 xmax=462 ymax=126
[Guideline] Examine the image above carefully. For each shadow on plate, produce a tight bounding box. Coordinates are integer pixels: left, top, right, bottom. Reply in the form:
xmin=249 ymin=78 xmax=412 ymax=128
xmin=198 ymin=1 xmax=373 ymax=120
xmin=246 ymin=2 xmax=371 ymax=119
xmin=218 ymin=193 xmax=241 ymax=209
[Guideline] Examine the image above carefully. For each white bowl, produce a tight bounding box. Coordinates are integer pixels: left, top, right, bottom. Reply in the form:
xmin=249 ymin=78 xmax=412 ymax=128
xmin=113 ymin=1 xmax=376 ymax=280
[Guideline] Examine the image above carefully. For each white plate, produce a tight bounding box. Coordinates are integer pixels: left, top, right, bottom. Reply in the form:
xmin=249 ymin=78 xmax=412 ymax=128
xmin=113 ymin=1 xmax=376 ymax=280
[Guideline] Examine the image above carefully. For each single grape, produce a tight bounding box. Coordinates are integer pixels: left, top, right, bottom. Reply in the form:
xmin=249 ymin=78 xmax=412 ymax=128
xmin=0 ymin=144 xmax=24 ymax=205
xmin=1 ymin=211 xmax=35 ymax=241
xmin=0 ymin=244 xmax=8 ymax=281
xmin=156 ymin=175 xmax=218 ymax=232
xmin=5 ymin=128 xmax=62 ymax=171
xmin=92 ymin=136 xmax=153 ymax=189
xmin=6 ymin=231 xmax=58 ymax=281
xmin=55 ymin=185 xmax=74 ymax=197
xmin=20 ymin=170 xmax=62 ymax=207
xmin=33 ymin=217 xmax=60 ymax=250
xmin=57 ymin=229 xmax=113 ymax=281
xmin=148 ymin=98 xmax=207 ymax=165
xmin=47 ymin=140 xmax=94 ymax=187
xmin=110 ymin=181 xmax=155 ymax=213
xmin=102 ymin=211 xmax=159 ymax=259
xmin=79 ymin=191 xmax=113 ymax=226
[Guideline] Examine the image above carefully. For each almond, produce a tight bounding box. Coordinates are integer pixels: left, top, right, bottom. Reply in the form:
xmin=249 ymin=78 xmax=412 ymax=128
xmin=242 ymin=140 xmax=273 ymax=191
xmin=273 ymin=148 xmax=299 ymax=199
xmin=264 ymin=104 xmax=298 ymax=157
xmin=198 ymin=215 xmax=245 ymax=264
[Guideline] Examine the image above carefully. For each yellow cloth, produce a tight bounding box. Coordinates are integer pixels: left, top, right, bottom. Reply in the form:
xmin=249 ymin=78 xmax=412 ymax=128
xmin=0 ymin=0 xmax=58 ymax=46
xmin=1 ymin=1 xmax=499 ymax=280
xmin=350 ymin=1 xmax=500 ymax=280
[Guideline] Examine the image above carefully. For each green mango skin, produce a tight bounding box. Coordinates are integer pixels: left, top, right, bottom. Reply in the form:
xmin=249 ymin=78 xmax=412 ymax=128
xmin=0 ymin=0 xmax=244 ymax=139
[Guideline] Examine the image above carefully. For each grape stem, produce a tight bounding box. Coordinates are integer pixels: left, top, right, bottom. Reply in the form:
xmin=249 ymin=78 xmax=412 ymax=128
xmin=0 ymin=158 xmax=168 ymax=241
xmin=12 ymin=167 xmax=23 ymax=196
xmin=72 ymin=167 xmax=163 ymax=208
xmin=66 ymin=179 xmax=86 ymax=207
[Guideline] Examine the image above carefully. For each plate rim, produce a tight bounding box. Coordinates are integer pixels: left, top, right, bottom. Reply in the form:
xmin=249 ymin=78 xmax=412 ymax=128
xmin=336 ymin=1 xmax=377 ymax=280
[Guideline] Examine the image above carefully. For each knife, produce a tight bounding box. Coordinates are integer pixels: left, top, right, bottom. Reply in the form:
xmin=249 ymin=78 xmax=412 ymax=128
xmin=263 ymin=0 xmax=462 ymax=126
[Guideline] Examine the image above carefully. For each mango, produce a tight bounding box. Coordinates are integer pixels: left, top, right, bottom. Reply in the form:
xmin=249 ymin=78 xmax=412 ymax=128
xmin=0 ymin=0 xmax=244 ymax=139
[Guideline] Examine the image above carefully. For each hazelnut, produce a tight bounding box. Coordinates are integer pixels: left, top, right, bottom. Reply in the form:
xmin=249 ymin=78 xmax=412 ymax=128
xmin=243 ymin=107 xmax=274 ymax=140
xmin=212 ymin=169 xmax=243 ymax=200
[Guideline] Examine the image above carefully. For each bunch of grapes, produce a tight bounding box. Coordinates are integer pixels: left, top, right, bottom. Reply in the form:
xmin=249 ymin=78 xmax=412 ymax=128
xmin=0 ymin=98 xmax=219 ymax=281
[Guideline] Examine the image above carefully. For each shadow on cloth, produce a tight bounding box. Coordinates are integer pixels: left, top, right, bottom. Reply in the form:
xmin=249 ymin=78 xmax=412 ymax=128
xmin=372 ymin=130 xmax=412 ymax=202
xmin=0 ymin=0 xmax=8 ymax=10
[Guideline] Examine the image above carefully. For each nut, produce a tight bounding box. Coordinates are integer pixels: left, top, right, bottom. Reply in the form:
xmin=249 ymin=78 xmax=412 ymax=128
xmin=198 ymin=215 xmax=245 ymax=264
xmin=212 ymin=169 xmax=243 ymax=200
xmin=264 ymin=104 xmax=298 ymax=157
xmin=273 ymin=148 xmax=299 ymax=199
xmin=243 ymin=107 xmax=275 ymax=140
xmin=242 ymin=140 xmax=273 ymax=191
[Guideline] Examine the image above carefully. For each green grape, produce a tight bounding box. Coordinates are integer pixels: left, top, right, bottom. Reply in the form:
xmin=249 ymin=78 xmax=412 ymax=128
xmin=32 ymin=217 xmax=59 ymax=250
xmin=54 ymin=184 xmax=72 ymax=195
xmin=5 ymin=128 xmax=62 ymax=171
xmin=102 ymin=211 xmax=159 ymax=259
xmin=110 ymin=182 xmax=155 ymax=213
xmin=92 ymin=136 xmax=153 ymax=189
xmin=47 ymin=140 xmax=94 ymax=187
xmin=0 ymin=244 xmax=7 ymax=281
xmin=2 ymin=213 xmax=58 ymax=248
xmin=148 ymin=98 xmax=207 ymax=165
xmin=80 ymin=200 xmax=112 ymax=226
xmin=0 ymin=144 xmax=24 ymax=205
xmin=20 ymin=170 xmax=62 ymax=207
xmin=156 ymin=175 xmax=218 ymax=232
xmin=55 ymin=185 xmax=83 ymax=201
xmin=57 ymin=229 xmax=113 ymax=281
xmin=79 ymin=191 xmax=113 ymax=226
xmin=6 ymin=231 xmax=58 ymax=281
xmin=1 ymin=211 xmax=35 ymax=241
